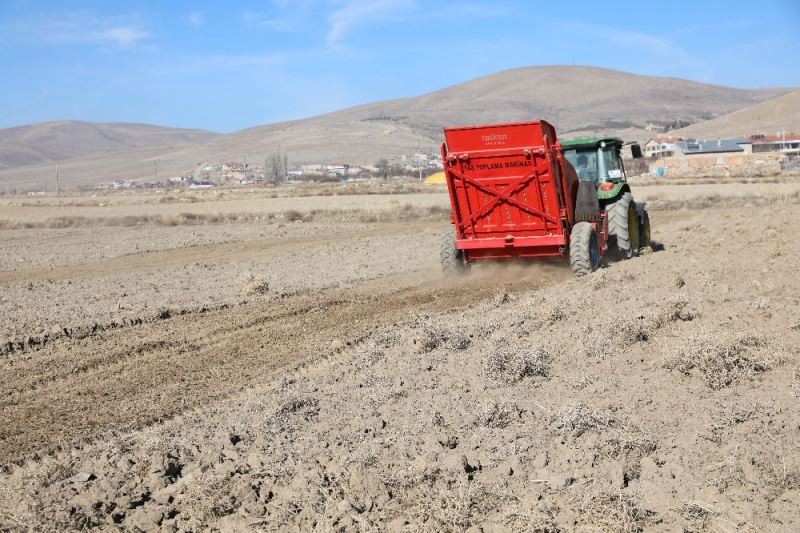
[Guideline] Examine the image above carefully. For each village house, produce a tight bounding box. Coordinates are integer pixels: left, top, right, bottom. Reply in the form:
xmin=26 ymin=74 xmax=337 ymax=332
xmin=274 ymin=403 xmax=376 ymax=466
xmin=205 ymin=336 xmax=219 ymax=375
xmin=328 ymin=162 xmax=350 ymax=177
xmin=643 ymin=135 xmax=680 ymax=158
xmin=748 ymin=133 xmax=800 ymax=156
xmin=674 ymin=138 xmax=746 ymax=157
xmin=287 ymin=168 xmax=304 ymax=180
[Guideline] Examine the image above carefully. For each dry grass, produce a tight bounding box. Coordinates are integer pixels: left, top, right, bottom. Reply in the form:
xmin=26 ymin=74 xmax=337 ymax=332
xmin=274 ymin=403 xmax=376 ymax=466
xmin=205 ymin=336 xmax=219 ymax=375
xmin=479 ymin=400 xmax=523 ymax=429
xmin=599 ymin=434 xmax=658 ymax=462
xmin=241 ymin=275 xmax=270 ymax=296
xmin=578 ymin=490 xmax=654 ymax=532
xmin=3 ymin=179 xmax=441 ymax=205
xmin=482 ymin=343 xmax=551 ymax=385
xmin=646 ymin=190 xmax=800 ymax=211
xmin=0 ymin=204 xmax=451 ymax=230
xmin=583 ymin=296 xmax=695 ymax=358
xmin=680 ymin=499 xmax=720 ymax=529
xmin=283 ymin=209 xmax=312 ymax=223
xmin=705 ymin=449 xmax=746 ymax=493
xmin=269 ymin=395 xmax=320 ymax=433
xmin=407 ymin=481 xmax=489 ymax=532
xmin=556 ymin=403 xmax=616 ymax=436
xmin=631 ymin=175 xmax=797 ymax=187
xmin=665 ymin=333 xmax=780 ymax=390
xmin=0 ymin=212 xmax=268 ymax=229
xmin=0 ymin=485 xmax=35 ymax=531
xmin=262 ymin=179 xmax=440 ymax=198
xmin=414 ymin=314 xmax=471 ymax=353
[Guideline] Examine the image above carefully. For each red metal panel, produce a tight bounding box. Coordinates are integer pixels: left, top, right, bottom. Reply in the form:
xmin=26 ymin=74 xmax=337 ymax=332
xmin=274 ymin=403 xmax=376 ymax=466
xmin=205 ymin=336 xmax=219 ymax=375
xmin=467 ymin=247 xmax=564 ymax=260
xmin=442 ymin=121 xmax=569 ymax=261
xmin=456 ymin=235 xmax=566 ymax=250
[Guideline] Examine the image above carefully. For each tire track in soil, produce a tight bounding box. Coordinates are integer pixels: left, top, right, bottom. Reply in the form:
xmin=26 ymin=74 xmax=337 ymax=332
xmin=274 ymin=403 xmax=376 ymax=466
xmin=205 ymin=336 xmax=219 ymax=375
xmin=0 ymin=265 xmax=566 ymax=466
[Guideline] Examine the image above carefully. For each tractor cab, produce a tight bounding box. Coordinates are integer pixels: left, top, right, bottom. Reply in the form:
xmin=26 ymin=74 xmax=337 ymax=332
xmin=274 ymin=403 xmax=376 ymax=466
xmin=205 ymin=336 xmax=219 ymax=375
xmin=561 ymin=137 xmax=627 ymax=186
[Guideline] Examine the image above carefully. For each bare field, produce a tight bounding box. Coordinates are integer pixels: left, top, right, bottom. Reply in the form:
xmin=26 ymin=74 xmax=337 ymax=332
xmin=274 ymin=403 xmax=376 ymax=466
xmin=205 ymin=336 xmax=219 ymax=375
xmin=1 ymin=182 xmax=799 ymax=531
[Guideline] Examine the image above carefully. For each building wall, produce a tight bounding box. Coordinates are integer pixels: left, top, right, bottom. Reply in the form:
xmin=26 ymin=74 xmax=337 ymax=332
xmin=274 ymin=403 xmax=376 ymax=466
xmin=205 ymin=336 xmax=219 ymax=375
xmin=651 ymin=152 xmax=782 ymax=177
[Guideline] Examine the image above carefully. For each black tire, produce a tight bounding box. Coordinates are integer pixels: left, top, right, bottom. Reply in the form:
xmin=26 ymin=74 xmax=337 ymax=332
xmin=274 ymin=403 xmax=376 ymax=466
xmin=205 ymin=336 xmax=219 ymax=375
xmin=569 ymin=222 xmax=600 ymax=276
xmin=440 ymin=232 xmax=465 ymax=274
xmin=639 ymin=209 xmax=652 ymax=250
xmin=605 ymin=192 xmax=639 ymax=259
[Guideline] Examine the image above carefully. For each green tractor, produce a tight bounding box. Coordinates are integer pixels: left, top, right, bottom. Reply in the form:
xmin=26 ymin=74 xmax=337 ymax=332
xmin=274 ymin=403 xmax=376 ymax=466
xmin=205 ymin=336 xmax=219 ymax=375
xmin=561 ymin=137 xmax=651 ymax=259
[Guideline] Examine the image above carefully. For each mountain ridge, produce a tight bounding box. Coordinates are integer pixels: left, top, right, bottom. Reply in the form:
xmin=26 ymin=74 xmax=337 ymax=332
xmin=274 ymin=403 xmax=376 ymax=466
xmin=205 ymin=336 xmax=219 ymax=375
xmin=0 ymin=65 xmax=794 ymax=189
xmin=670 ymin=90 xmax=800 ymax=139
xmin=0 ymin=121 xmax=218 ymax=170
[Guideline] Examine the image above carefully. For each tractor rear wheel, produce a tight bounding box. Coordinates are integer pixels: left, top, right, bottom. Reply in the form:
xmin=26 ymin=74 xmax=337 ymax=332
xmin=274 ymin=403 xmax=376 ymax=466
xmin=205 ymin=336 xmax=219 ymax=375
xmin=606 ymin=192 xmax=639 ymax=259
xmin=639 ymin=209 xmax=652 ymax=250
xmin=440 ymin=231 xmax=465 ymax=274
xmin=569 ymin=222 xmax=600 ymax=276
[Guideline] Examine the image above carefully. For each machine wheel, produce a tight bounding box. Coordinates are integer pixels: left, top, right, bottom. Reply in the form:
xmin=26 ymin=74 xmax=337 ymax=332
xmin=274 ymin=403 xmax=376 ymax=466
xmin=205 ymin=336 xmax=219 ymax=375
xmin=569 ymin=222 xmax=600 ymax=276
xmin=440 ymin=232 xmax=465 ymax=274
xmin=639 ymin=209 xmax=652 ymax=250
xmin=606 ymin=192 xmax=639 ymax=259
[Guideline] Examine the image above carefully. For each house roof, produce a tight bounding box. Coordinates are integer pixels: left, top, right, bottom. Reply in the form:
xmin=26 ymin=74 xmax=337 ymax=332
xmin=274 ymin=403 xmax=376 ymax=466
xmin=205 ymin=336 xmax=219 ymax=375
xmin=749 ymin=133 xmax=800 ymax=143
xmin=677 ymin=139 xmax=745 ymax=154
xmin=560 ymin=136 xmax=623 ymax=150
xmin=654 ymin=135 xmax=681 ymax=143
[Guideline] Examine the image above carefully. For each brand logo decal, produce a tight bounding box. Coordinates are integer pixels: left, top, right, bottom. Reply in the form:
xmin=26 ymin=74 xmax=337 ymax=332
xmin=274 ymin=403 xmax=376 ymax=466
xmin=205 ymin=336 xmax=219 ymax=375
xmin=481 ymin=133 xmax=508 ymax=146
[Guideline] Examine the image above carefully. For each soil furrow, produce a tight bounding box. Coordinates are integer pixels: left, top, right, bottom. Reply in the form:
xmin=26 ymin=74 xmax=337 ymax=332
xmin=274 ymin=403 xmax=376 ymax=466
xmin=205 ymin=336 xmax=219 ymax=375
xmin=0 ymin=222 xmax=430 ymax=284
xmin=0 ymin=266 xmax=563 ymax=466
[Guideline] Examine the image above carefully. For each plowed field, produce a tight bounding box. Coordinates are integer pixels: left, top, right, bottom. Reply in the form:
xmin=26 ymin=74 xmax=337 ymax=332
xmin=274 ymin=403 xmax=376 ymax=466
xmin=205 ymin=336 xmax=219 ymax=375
xmin=1 ymin=181 xmax=799 ymax=531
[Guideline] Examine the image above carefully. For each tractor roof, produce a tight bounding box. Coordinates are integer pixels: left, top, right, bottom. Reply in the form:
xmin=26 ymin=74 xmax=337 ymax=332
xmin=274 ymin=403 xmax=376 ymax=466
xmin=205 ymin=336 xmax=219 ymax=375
xmin=560 ymin=136 xmax=624 ymax=150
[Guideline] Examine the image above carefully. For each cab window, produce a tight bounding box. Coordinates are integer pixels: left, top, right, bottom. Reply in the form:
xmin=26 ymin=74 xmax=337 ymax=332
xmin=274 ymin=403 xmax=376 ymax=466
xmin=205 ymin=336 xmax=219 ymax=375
xmin=564 ymin=149 xmax=598 ymax=183
xmin=600 ymin=147 xmax=623 ymax=181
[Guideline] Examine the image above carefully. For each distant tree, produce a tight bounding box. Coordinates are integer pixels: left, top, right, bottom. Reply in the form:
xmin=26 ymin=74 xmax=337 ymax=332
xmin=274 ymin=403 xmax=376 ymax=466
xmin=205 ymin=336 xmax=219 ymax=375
xmin=375 ymin=158 xmax=390 ymax=179
xmin=264 ymin=150 xmax=288 ymax=185
xmin=193 ymin=165 xmax=205 ymax=183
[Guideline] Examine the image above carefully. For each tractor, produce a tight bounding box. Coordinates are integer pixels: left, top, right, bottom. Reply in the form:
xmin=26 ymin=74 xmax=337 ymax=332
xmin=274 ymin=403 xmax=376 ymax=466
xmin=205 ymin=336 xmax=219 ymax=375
xmin=439 ymin=121 xmax=651 ymax=276
xmin=560 ymin=137 xmax=650 ymax=259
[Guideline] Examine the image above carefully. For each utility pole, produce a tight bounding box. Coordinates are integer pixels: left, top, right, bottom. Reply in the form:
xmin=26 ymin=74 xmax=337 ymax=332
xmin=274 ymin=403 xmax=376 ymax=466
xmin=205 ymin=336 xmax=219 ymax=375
xmin=55 ymin=164 xmax=60 ymax=195
xmin=154 ymin=159 xmax=158 ymax=179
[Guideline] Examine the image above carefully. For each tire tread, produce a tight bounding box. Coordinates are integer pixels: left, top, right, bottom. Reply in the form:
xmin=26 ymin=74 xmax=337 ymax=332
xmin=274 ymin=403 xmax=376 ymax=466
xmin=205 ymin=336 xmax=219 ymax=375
xmin=569 ymin=222 xmax=596 ymax=276
xmin=440 ymin=232 xmax=464 ymax=273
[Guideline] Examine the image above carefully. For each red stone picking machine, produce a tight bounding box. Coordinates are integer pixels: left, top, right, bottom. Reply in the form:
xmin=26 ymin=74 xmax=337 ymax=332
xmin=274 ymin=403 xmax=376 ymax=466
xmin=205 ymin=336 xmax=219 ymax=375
xmin=439 ymin=120 xmax=650 ymax=276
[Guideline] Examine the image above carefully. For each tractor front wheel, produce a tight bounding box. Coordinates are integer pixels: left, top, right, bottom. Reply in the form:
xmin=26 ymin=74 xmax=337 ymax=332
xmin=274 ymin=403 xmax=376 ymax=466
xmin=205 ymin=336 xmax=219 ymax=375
xmin=440 ymin=231 xmax=466 ymax=274
xmin=569 ymin=222 xmax=600 ymax=276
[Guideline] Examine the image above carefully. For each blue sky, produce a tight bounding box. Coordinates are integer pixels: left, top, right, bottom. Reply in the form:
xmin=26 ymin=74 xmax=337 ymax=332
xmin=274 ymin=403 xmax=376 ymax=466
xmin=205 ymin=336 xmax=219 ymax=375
xmin=1 ymin=0 xmax=798 ymax=132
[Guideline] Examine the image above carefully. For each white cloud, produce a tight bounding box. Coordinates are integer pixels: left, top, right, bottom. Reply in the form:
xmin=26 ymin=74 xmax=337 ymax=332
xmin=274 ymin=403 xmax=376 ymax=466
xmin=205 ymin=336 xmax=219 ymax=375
xmin=14 ymin=12 xmax=152 ymax=48
xmin=555 ymin=19 xmax=709 ymax=81
xmin=565 ymin=21 xmax=679 ymax=56
xmin=98 ymin=26 xmax=150 ymax=46
xmin=187 ymin=11 xmax=204 ymax=28
xmin=327 ymin=0 xmax=413 ymax=46
xmin=189 ymin=49 xmax=316 ymax=70
xmin=241 ymin=10 xmax=294 ymax=32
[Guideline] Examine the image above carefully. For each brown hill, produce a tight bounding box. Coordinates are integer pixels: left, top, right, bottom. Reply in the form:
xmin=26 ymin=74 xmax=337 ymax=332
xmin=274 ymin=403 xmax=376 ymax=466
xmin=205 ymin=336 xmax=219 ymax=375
xmin=200 ymin=65 xmax=784 ymax=164
xmin=671 ymin=90 xmax=800 ymax=139
xmin=0 ymin=121 xmax=217 ymax=169
xmin=0 ymin=66 xmax=791 ymax=190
